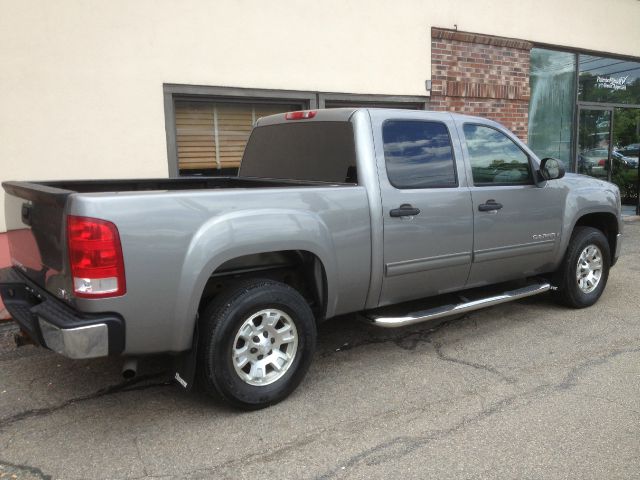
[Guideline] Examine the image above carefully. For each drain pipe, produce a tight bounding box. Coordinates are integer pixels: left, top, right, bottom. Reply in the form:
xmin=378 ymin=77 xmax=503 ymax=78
xmin=121 ymin=358 xmax=138 ymax=379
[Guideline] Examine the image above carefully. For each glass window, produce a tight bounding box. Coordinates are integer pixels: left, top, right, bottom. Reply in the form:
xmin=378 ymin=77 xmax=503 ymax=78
xmin=240 ymin=122 xmax=356 ymax=183
xmin=528 ymin=48 xmax=576 ymax=167
xmin=382 ymin=120 xmax=457 ymax=189
xmin=578 ymin=55 xmax=640 ymax=105
xmin=463 ymin=124 xmax=533 ymax=185
xmin=175 ymin=100 xmax=301 ymax=176
xmin=613 ymin=108 xmax=640 ymax=205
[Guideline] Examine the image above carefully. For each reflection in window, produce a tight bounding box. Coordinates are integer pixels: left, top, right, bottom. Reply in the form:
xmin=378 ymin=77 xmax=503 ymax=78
xmin=528 ymin=48 xmax=576 ymax=167
xmin=463 ymin=124 xmax=533 ymax=185
xmin=382 ymin=121 xmax=457 ymax=188
xmin=578 ymin=55 xmax=640 ymax=105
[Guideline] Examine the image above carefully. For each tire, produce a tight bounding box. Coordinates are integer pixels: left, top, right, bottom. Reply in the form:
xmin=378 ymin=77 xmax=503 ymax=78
xmin=197 ymin=278 xmax=316 ymax=409
xmin=555 ymin=226 xmax=610 ymax=308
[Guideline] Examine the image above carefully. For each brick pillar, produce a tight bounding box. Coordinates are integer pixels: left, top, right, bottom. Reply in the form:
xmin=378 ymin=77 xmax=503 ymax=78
xmin=431 ymin=28 xmax=532 ymax=141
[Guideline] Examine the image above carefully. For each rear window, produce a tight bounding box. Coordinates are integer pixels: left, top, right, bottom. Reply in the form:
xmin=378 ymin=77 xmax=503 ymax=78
xmin=239 ymin=122 xmax=357 ymax=183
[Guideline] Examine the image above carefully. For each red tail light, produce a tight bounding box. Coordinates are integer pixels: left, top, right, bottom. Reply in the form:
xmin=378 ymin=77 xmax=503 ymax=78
xmin=598 ymin=159 xmax=606 ymax=166
xmin=67 ymin=215 xmax=126 ymax=298
xmin=285 ymin=110 xmax=317 ymax=120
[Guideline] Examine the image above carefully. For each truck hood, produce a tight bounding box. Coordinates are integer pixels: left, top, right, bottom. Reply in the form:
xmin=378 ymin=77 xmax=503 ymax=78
xmin=562 ymin=173 xmax=620 ymax=194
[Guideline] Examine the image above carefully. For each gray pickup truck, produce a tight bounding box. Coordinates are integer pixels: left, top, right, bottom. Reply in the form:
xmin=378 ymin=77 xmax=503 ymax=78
xmin=0 ymin=108 xmax=623 ymax=409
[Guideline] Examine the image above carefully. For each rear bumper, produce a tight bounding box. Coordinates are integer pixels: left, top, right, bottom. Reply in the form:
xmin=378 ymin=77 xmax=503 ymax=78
xmin=0 ymin=267 xmax=124 ymax=358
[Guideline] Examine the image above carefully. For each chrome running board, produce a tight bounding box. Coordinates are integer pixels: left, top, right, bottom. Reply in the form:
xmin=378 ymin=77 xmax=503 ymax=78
xmin=368 ymin=282 xmax=551 ymax=328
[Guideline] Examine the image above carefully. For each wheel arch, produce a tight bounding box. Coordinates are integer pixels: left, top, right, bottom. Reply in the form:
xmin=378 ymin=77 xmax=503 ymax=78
xmin=571 ymin=211 xmax=619 ymax=262
xmin=171 ymin=208 xmax=338 ymax=352
xmin=197 ymin=249 xmax=329 ymax=320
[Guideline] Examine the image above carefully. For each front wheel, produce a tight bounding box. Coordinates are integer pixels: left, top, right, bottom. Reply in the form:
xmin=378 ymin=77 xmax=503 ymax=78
xmin=555 ymin=227 xmax=611 ymax=308
xmin=198 ymin=278 xmax=316 ymax=409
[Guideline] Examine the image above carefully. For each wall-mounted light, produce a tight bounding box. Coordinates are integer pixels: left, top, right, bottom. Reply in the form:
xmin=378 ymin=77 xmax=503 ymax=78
xmin=425 ymin=80 xmax=432 ymax=92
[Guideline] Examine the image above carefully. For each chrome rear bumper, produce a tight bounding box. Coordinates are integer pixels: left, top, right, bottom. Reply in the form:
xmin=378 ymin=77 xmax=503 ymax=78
xmin=0 ymin=266 xmax=124 ymax=359
xmin=38 ymin=320 xmax=109 ymax=359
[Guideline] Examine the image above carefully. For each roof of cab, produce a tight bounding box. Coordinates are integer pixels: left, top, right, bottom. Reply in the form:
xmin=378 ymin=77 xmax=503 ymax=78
xmin=255 ymin=107 xmax=503 ymax=129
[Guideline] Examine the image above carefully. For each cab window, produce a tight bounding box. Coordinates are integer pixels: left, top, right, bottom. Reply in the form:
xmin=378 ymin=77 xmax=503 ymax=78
xmin=463 ymin=124 xmax=533 ymax=185
xmin=382 ymin=120 xmax=457 ymax=189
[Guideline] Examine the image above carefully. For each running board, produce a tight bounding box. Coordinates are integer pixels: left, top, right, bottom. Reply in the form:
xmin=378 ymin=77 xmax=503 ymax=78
xmin=367 ymin=282 xmax=551 ymax=328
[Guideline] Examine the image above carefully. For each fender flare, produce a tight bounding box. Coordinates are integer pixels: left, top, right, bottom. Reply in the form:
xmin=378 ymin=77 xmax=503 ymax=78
xmin=170 ymin=208 xmax=338 ymax=352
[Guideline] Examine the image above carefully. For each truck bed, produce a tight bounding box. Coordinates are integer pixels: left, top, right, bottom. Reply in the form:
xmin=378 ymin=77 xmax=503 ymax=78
xmin=4 ymin=176 xmax=348 ymax=200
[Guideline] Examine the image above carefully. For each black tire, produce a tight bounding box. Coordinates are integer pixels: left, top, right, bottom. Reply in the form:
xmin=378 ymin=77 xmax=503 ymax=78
xmin=555 ymin=226 xmax=610 ymax=308
xmin=197 ymin=278 xmax=316 ymax=409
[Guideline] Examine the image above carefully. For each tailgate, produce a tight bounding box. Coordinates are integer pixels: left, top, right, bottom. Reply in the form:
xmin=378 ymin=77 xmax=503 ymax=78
xmin=3 ymin=181 xmax=72 ymax=296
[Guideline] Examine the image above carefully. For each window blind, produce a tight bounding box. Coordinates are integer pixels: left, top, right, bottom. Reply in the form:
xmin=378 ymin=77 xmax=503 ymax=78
xmin=175 ymin=101 xmax=299 ymax=173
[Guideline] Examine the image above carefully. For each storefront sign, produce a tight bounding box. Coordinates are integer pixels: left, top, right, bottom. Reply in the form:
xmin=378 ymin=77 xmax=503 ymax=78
xmin=596 ymin=75 xmax=629 ymax=91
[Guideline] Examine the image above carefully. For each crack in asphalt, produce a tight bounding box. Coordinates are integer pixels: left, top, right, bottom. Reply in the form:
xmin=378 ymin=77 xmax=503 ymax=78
xmin=433 ymin=341 xmax=518 ymax=384
xmin=323 ymin=314 xmax=516 ymax=385
xmin=314 ymin=388 xmax=548 ymax=480
xmin=557 ymin=346 xmax=639 ymax=390
xmin=313 ymin=345 xmax=640 ymax=479
xmin=0 ymin=459 xmax=52 ymax=479
xmin=0 ymin=373 xmax=173 ymax=432
xmin=60 ymin=341 xmax=640 ymax=480
xmin=134 ymin=436 xmax=150 ymax=479
xmin=320 ymin=316 xmax=460 ymax=357
xmin=576 ymin=392 xmax=640 ymax=416
xmin=134 ymin=394 xmax=474 ymax=480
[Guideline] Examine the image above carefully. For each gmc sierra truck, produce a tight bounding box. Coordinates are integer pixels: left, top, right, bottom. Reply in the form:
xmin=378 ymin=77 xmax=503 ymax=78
xmin=0 ymin=108 xmax=623 ymax=409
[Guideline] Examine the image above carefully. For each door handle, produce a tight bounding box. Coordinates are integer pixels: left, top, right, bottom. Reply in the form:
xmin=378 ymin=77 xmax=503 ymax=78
xmin=390 ymin=204 xmax=421 ymax=217
xmin=478 ymin=199 xmax=503 ymax=212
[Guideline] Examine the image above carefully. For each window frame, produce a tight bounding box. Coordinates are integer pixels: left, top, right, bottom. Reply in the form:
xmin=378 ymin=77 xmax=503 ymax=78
xmin=462 ymin=122 xmax=536 ymax=187
xmin=164 ymin=84 xmax=428 ymax=177
xmin=381 ymin=119 xmax=459 ymax=190
xmin=164 ymin=84 xmax=317 ymax=177
xmin=319 ymin=92 xmax=427 ymax=110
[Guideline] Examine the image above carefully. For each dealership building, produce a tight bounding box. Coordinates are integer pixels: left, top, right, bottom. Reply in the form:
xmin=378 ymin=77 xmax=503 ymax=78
xmin=1 ymin=0 xmax=639 ymax=274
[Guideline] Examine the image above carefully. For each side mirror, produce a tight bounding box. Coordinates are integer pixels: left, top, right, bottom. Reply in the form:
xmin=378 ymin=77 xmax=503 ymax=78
xmin=539 ymin=157 xmax=565 ymax=181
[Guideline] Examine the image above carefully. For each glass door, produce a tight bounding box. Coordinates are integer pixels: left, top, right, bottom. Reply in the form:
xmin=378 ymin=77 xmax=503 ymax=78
xmin=612 ymin=108 xmax=640 ymax=208
xmin=577 ymin=108 xmax=613 ymax=180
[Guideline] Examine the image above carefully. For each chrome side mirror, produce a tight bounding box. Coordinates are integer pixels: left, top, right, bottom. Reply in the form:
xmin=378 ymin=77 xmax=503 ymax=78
xmin=539 ymin=157 xmax=565 ymax=181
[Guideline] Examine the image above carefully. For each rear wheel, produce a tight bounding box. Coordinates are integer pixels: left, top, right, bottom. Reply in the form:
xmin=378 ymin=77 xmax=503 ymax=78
xmin=555 ymin=227 xmax=610 ymax=308
xmin=198 ymin=278 xmax=316 ymax=409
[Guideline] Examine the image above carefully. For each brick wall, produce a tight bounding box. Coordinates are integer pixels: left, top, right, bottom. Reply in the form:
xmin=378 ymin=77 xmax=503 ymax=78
xmin=430 ymin=28 xmax=533 ymax=141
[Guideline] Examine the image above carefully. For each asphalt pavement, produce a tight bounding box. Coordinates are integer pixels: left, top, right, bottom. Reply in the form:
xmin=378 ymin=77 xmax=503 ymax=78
xmin=1 ymin=220 xmax=639 ymax=480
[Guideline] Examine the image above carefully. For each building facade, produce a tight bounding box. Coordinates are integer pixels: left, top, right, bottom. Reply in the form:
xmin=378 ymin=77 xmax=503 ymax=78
xmin=1 ymin=0 xmax=639 ymax=257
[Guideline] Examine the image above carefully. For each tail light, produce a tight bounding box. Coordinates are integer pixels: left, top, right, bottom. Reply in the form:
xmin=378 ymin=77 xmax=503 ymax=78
xmin=598 ymin=159 xmax=606 ymax=166
xmin=67 ymin=215 xmax=126 ymax=298
xmin=285 ymin=110 xmax=317 ymax=120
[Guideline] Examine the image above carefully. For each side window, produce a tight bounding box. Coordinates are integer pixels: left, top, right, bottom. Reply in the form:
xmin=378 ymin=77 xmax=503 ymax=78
xmin=382 ymin=120 xmax=457 ymax=189
xmin=463 ymin=124 xmax=533 ymax=185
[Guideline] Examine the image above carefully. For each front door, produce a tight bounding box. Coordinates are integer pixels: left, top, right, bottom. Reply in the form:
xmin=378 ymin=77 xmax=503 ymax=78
xmin=457 ymin=122 xmax=565 ymax=287
xmin=372 ymin=113 xmax=474 ymax=306
xmin=612 ymin=107 xmax=640 ymax=213
xmin=577 ymin=107 xmax=613 ymax=180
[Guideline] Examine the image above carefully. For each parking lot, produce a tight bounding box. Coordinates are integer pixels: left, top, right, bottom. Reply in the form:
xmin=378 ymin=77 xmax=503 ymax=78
xmin=1 ymin=220 xmax=639 ymax=480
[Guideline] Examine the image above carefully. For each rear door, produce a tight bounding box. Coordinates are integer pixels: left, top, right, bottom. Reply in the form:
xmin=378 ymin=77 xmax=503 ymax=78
xmin=456 ymin=121 xmax=564 ymax=286
xmin=370 ymin=111 xmax=474 ymax=306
